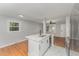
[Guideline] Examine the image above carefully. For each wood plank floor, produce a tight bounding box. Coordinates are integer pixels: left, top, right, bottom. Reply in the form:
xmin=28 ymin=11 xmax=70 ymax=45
xmin=0 ymin=40 xmax=28 ymax=56
xmin=54 ymin=36 xmax=65 ymax=47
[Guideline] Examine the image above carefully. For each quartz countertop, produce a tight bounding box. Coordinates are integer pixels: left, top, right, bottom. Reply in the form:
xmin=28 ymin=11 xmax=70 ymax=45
xmin=25 ymin=34 xmax=50 ymax=42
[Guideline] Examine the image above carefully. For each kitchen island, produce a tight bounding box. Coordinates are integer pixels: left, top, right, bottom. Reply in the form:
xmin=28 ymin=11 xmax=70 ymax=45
xmin=25 ymin=34 xmax=51 ymax=56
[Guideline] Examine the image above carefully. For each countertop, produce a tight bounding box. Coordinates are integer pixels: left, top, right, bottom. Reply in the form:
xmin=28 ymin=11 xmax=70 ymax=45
xmin=25 ymin=34 xmax=50 ymax=42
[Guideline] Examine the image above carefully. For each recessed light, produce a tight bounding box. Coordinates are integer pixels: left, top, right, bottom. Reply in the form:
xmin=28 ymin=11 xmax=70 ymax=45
xmin=18 ymin=15 xmax=24 ymax=18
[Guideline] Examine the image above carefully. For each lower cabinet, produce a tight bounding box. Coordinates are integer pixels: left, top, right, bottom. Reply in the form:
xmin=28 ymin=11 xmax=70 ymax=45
xmin=28 ymin=37 xmax=50 ymax=56
xmin=39 ymin=37 xmax=49 ymax=55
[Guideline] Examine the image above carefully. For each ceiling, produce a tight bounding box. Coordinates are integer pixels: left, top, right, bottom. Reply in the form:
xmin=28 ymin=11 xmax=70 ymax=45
xmin=0 ymin=3 xmax=74 ymax=23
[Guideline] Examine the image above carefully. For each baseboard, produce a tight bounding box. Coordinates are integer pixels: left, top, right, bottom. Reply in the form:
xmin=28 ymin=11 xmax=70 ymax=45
xmin=0 ymin=39 xmax=27 ymax=48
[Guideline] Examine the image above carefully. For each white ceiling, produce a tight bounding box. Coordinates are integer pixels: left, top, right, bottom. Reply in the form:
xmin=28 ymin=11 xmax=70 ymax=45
xmin=0 ymin=3 xmax=74 ymax=23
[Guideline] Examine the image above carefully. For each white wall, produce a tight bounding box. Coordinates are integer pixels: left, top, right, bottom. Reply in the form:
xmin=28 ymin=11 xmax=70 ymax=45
xmin=55 ymin=23 xmax=66 ymax=37
xmin=0 ymin=16 xmax=42 ymax=46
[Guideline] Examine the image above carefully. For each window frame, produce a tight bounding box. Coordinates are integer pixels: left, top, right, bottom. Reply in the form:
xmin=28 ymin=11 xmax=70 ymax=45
xmin=8 ymin=20 xmax=21 ymax=32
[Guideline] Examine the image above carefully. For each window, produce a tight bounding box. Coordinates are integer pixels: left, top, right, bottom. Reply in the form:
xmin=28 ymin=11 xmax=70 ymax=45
xmin=9 ymin=22 xmax=19 ymax=31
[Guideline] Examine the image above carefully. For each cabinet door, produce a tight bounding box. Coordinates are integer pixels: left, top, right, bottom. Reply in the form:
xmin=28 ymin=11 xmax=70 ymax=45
xmin=45 ymin=37 xmax=50 ymax=49
xmin=39 ymin=37 xmax=49 ymax=55
xmin=39 ymin=39 xmax=45 ymax=55
xmin=28 ymin=40 xmax=39 ymax=56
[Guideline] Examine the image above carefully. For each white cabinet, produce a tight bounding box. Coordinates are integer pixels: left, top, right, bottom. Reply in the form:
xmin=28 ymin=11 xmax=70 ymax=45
xmin=28 ymin=36 xmax=50 ymax=56
xmin=28 ymin=40 xmax=39 ymax=56
xmin=39 ymin=37 xmax=49 ymax=55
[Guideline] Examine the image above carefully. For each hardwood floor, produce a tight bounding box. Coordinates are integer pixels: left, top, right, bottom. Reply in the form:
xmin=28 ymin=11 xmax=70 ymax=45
xmin=0 ymin=40 xmax=28 ymax=56
xmin=54 ymin=37 xmax=79 ymax=52
xmin=54 ymin=37 xmax=65 ymax=47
